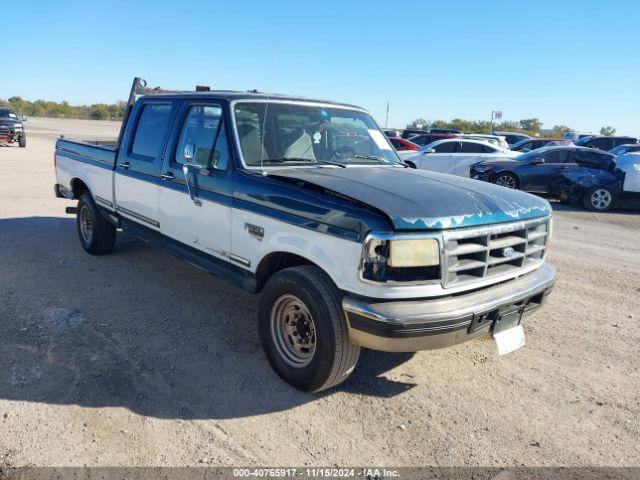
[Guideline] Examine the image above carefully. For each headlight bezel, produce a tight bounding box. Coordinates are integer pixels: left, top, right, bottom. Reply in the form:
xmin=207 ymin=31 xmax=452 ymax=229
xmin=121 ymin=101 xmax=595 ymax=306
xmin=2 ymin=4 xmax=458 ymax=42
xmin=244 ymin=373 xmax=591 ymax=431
xmin=360 ymin=232 xmax=443 ymax=284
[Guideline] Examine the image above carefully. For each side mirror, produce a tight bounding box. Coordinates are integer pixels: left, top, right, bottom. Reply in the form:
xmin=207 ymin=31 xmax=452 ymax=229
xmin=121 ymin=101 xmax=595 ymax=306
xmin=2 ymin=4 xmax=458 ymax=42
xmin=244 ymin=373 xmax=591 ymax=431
xmin=183 ymin=143 xmax=195 ymax=161
xmin=531 ymin=157 xmax=546 ymax=165
xmin=424 ymin=148 xmax=436 ymax=154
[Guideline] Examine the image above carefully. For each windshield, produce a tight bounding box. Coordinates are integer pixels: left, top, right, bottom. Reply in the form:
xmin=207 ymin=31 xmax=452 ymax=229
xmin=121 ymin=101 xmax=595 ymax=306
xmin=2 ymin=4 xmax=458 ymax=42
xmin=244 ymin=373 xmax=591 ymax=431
xmin=0 ymin=109 xmax=17 ymax=119
xmin=574 ymin=136 xmax=592 ymax=146
xmin=233 ymin=102 xmax=400 ymax=167
xmin=515 ymin=147 xmax=551 ymax=161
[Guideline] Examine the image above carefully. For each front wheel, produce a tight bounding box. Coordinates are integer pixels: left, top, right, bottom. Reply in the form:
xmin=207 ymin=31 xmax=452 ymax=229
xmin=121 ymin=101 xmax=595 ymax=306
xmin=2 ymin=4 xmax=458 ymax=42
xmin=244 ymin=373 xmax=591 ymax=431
xmin=76 ymin=193 xmax=116 ymax=255
xmin=258 ymin=265 xmax=360 ymax=392
xmin=494 ymin=172 xmax=519 ymax=189
xmin=18 ymin=134 xmax=26 ymax=148
xmin=582 ymin=187 xmax=615 ymax=211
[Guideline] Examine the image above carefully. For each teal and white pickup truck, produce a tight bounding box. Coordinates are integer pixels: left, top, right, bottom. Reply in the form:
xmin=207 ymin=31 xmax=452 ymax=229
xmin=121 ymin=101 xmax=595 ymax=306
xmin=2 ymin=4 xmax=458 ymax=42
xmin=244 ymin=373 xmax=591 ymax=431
xmin=54 ymin=78 xmax=556 ymax=391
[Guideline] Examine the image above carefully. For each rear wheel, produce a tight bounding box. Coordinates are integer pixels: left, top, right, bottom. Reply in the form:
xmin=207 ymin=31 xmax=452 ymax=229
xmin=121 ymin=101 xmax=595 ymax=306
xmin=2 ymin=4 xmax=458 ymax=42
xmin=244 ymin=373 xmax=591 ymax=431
xmin=259 ymin=265 xmax=360 ymax=392
xmin=582 ymin=187 xmax=615 ymax=211
xmin=494 ymin=172 xmax=518 ymax=189
xmin=18 ymin=134 xmax=26 ymax=148
xmin=76 ymin=193 xmax=116 ymax=254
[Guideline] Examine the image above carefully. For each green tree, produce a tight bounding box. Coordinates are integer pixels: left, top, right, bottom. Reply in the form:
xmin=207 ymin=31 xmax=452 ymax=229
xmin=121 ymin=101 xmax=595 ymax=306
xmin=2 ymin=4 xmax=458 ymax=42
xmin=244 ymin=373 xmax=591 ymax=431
xmin=519 ymin=118 xmax=542 ymax=132
xmin=599 ymin=126 xmax=616 ymax=136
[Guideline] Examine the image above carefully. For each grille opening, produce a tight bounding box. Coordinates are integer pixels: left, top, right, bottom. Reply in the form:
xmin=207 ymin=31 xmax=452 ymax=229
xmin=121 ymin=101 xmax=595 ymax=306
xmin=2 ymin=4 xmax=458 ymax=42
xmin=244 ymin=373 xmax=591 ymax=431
xmin=443 ymin=218 xmax=549 ymax=287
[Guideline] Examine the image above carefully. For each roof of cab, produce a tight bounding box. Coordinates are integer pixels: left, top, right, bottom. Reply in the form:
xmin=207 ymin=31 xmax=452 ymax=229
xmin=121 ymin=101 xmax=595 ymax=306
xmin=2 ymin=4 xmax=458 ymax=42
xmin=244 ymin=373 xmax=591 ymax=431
xmin=139 ymin=90 xmax=366 ymax=110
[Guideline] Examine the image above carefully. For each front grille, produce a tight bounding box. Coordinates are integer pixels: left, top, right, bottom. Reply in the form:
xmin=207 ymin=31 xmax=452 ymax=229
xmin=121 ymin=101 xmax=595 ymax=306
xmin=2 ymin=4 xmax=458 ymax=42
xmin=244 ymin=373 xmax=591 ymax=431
xmin=442 ymin=217 xmax=550 ymax=287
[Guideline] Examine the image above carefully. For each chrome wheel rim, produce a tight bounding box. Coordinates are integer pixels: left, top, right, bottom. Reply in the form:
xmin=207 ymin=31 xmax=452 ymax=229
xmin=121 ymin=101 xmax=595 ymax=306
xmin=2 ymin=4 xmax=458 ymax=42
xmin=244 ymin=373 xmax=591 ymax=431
xmin=590 ymin=189 xmax=611 ymax=210
xmin=496 ymin=175 xmax=516 ymax=189
xmin=270 ymin=294 xmax=316 ymax=368
xmin=79 ymin=205 xmax=94 ymax=244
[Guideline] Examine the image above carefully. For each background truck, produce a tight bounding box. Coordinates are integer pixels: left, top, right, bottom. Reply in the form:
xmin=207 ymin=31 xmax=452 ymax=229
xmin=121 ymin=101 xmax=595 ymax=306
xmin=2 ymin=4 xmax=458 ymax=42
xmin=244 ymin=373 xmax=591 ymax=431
xmin=0 ymin=108 xmax=26 ymax=147
xmin=54 ymin=78 xmax=556 ymax=392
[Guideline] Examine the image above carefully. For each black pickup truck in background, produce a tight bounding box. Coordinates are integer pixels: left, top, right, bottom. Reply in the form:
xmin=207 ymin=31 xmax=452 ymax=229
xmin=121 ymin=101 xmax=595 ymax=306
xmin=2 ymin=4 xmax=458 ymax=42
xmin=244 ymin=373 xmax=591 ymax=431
xmin=0 ymin=108 xmax=26 ymax=147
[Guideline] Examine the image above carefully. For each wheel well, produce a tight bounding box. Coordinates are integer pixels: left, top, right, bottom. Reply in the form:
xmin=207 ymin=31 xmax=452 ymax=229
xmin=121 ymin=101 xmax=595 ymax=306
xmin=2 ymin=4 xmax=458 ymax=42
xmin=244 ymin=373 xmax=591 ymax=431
xmin=70 ymin=178 xmax=89 ymax=199
xmin=255 ymin=252 xmax=316 ymax=292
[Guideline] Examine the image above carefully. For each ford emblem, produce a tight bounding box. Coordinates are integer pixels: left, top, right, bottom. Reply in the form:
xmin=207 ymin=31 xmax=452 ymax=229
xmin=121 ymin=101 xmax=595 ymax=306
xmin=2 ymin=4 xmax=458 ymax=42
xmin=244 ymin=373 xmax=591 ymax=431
xmin=502 ymin=247 xmax=516 ymax=258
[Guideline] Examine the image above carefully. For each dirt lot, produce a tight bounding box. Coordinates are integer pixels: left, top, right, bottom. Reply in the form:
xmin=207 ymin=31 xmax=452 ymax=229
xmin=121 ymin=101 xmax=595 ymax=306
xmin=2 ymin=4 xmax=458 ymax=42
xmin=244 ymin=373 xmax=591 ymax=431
xmin=0 ymin=117 xmax=638 ymax=467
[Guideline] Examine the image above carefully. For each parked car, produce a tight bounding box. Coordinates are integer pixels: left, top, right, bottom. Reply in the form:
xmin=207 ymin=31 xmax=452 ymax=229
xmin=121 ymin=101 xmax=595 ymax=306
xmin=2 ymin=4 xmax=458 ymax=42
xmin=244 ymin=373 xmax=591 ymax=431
xmin=406 ymin=133 xmax=457 ymax=147
xmin=54 ymin=78 xmax=556 ymax=392
xmin=574 ymin=135 xmax=638 ymax=151
xmin=470 ymin=146 xmax=622 ymax=211
xmin=402 ymin=138 xmax=518 ymax=176
xmin=511 ymin=138 xmax=561 ymax=152
xmin=609 ymin=144 xmax=640 ymax=156
xmin=388 ymin=137 xmax=420 ymax=151
xmin=459 ymin=134 xmax=509 ymax=149
xmin=613 ymin=152 xmax=640 ymax=209
xmin=401 ymin=128 xmax=429 ymax=139
xmin=0 ymin=108 xmax=26 ymax=147
xmin=492 ymin=131 xmax=529 ymax=146
xmin=429 ymin=128 xmax=463 ymax=135
xmin=383 ymin=129 xmax=400 ymax=138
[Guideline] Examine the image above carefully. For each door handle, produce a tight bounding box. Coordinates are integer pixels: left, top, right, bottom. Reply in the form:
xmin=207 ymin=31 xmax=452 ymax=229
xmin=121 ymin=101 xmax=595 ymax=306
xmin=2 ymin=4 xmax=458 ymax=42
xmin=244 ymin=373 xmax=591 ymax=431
xmin=161 ymin=172 xmax=175 ymax=180
xmin=121 ymin=161 xmax=130 ymax=170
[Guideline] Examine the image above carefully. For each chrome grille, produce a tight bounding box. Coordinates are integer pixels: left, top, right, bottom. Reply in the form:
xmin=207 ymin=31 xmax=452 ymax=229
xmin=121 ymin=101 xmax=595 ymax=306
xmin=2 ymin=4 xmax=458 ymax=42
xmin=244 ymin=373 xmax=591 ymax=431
xmin=442 ymin=217 xmax=550 ymax=287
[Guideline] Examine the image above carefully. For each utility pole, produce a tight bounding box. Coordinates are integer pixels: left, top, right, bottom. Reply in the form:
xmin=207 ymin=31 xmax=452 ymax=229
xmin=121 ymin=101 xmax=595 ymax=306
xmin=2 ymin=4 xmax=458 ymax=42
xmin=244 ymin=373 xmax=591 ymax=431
xmin=384 ymin=101 xmax=390 ymax=129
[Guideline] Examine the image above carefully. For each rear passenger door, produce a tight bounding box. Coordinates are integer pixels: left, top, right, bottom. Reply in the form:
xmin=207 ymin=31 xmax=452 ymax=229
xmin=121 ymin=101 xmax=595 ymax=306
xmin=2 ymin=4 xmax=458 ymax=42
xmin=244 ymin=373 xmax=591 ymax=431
xmin=158 ymin=101 xmax=232 ymax=259
xmin=115 ymin=100 xmax=176 ymax=230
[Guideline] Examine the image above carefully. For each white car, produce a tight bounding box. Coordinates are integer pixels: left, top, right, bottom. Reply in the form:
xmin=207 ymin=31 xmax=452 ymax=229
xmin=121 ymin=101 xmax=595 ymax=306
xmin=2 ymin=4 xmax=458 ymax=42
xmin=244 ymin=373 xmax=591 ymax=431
xmin=403 ymin=138 xmax=519 ymax=177
xmin=458 ymin=134 xmax=509 ymax=149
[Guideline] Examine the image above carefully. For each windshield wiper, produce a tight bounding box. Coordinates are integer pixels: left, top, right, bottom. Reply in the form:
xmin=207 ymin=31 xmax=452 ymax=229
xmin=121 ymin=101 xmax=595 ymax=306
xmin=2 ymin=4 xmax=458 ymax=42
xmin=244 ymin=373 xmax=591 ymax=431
xmin=346 ymin=154 xmax=412 ymax=167
xmin=260 ymin=157 xmax=346 ymax=168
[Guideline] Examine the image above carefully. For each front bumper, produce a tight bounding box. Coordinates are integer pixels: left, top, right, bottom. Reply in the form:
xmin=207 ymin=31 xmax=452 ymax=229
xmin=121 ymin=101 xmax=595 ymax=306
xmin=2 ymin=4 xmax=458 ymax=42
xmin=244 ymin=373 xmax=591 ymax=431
xmin=343 ymin=263 xmax=556 ymax=352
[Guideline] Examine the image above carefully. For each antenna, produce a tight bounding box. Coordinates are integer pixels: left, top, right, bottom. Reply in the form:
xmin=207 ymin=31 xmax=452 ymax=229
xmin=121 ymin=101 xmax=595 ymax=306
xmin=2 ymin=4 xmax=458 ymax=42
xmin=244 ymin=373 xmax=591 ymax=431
xmin=260 ymin=42 xmax=277 ymax=172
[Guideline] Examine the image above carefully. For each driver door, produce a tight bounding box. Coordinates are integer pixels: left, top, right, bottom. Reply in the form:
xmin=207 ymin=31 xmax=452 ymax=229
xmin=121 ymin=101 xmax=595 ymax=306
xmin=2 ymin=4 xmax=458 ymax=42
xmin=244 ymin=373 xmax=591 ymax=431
xmin=521 ymin=149 xmax=570 ymax=192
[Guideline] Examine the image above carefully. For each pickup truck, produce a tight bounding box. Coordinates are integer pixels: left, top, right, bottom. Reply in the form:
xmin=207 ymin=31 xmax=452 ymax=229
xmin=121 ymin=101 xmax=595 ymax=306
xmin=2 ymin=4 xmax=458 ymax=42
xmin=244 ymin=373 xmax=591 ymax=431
xmin=54 ymin=78 xmax=556 ymax=392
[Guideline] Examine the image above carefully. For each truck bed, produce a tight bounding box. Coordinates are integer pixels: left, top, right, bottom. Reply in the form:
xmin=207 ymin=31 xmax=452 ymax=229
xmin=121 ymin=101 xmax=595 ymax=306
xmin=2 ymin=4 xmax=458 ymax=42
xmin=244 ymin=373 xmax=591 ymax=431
xmin=55 ymin=137 xmax=118 ymax=209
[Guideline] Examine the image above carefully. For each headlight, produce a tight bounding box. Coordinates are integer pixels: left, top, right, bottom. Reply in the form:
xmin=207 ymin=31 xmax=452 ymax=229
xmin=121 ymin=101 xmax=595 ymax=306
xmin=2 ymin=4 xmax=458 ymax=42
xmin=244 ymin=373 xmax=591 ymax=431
xmin=472 ymin=164 xmax=490 ymax=173
xmin=13 ymin=123 xmax=22 ymax=129
xmin=389 ymin=238 xmax=439 ymax=267
xmin=361 ymin=236 xmax=441 ymax=282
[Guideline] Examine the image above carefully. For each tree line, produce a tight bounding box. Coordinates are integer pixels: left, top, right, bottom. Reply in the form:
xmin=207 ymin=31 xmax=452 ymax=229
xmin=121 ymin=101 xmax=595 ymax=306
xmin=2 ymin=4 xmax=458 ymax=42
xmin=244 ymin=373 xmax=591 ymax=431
xmin=0 ymin=97 xmax=126 ymax=120
xmin=0 ymin=96 xmax=620 ymax=136
xmin=410 ymin=117 xmax=617 ymax=137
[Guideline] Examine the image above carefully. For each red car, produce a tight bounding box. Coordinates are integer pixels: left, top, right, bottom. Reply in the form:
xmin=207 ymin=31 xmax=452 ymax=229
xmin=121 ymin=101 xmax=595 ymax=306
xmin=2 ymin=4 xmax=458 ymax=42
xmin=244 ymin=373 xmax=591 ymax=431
xmin=388 ymin=137 xmax=421 ymax=151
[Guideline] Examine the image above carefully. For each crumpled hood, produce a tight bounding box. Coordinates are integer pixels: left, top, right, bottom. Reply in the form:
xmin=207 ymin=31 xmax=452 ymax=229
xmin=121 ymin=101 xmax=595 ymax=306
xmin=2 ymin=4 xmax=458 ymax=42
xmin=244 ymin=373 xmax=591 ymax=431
xmin=268 ymin=167 xmax=551 ymax=230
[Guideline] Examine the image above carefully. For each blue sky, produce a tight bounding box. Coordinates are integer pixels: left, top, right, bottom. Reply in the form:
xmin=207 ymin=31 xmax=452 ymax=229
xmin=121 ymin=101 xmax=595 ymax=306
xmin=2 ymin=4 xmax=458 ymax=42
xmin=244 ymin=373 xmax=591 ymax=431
xmin=3 ymin=0 xmax=639 ymax=134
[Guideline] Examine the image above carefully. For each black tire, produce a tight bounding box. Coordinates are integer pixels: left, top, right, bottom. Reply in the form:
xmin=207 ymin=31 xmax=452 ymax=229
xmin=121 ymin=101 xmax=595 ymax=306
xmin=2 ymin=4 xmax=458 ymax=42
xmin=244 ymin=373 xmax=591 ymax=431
xmin=582 ymin=186 xmax=615 ymax=212
xmin=258 ymin=265 xmax=360 ymax=392
xmin=76 ymin=193 xmax=116 ymax=255
xmin=18 ymin=134 xmax=26 ymax=148
xmin=493 ymin=172 xmax=519 ymax=189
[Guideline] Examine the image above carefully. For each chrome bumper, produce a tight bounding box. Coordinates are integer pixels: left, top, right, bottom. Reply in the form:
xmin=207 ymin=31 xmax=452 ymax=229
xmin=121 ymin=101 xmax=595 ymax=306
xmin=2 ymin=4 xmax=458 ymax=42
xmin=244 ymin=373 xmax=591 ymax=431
xmin=343 ymin=263 xmax=556 ymax=352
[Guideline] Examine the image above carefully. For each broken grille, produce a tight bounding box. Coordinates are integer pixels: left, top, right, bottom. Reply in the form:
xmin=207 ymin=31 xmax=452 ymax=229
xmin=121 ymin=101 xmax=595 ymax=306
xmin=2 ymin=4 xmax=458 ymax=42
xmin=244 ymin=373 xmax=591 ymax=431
xmin=442 ymin=217 xmax=550 ymax=287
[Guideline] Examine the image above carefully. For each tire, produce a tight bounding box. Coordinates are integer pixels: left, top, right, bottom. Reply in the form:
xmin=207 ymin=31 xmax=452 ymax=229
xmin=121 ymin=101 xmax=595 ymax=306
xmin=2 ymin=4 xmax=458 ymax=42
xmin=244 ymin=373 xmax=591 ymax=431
xmin=18 ymin=134 xmax=26 ymax=148
xmin=76 ymin=192 xmax=116 ymax=255
xmin=493 ymin=172 xmax=519 ymax=189
xmin=258 ymin=265 xmax=360 ymax=392
xmin=582 ymin=186 xmax=615 ymax=212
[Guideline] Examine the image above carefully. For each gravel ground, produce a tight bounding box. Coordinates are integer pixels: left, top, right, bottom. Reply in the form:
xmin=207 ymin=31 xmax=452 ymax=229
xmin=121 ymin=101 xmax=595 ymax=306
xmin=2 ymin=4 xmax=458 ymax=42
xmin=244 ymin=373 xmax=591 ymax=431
xmin=0 ymin=117 xmax=638 ymax=467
